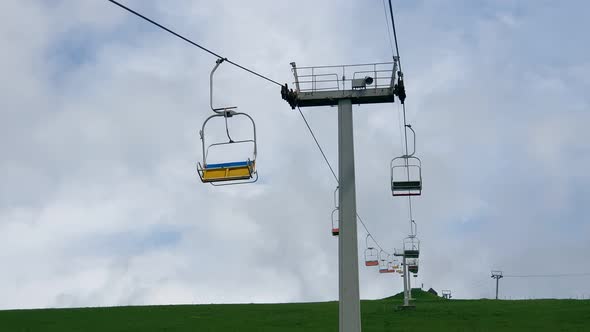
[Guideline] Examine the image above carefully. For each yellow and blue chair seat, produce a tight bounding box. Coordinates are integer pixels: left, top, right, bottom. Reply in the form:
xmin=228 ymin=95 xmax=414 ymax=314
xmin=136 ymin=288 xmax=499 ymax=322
xmin=201 ymin=160 xmax=255 ymax=182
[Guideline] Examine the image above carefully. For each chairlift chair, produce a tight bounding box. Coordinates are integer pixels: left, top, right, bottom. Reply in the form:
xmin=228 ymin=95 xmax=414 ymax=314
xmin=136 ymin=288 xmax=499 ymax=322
xmin=403 ymin=222 xmax=420 ymax=258
xmin=364 ymin=235 xmax=379 ymax=266
xmin=365 ymin=247 xmax=379 ymax=266
xmin=197 ymin=58 xmax=258 ymax=185
xmin=331 ymin=208 xmax=339 ymax=236
xmin=378 ymin=254 xmax=393 ymax=273
xmin=329 ymin=187 xmax=340 ymax=236
xmin=403 ymin=236 xmax=420 ymax=258
xmin=407 ymin=258 xmax=419 ymax=274
xmin=387 ymin=261 xmax=397 ymax=272
xmin=381 ymin=261 xmax=395 ymax=274
xmin=390 ymin=125 xmax=422 ymax=196
xmin=197 ymin=112 xmax=257 ymax=185
xmin=389 ymin=257 xmax=400 ymax=270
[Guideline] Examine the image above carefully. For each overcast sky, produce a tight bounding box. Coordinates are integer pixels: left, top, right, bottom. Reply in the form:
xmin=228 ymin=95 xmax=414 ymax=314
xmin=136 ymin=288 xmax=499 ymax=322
xmin=1 ymin=0 xmax=589 ymax=310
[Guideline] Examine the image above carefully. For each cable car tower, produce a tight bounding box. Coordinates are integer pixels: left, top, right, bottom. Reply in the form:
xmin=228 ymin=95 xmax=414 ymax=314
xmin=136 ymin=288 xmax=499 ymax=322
xmin=282 ymin=59 xmax=405 ymax=332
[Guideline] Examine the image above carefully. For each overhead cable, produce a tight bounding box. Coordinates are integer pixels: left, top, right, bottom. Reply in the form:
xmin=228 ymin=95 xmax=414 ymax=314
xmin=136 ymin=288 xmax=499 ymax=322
xmin=106 ymin=0 xmax=283 ymax=87
xmin=381 ymin=0 xmax=396 ymax=56
xmin=504 ymin=273 xmax=590 ymax=278
xmin=387 ymin=0 xmax=402 ymax=71
xmin=297 ymin=106 xmax=391 ymax=255
xmin=385 ymin=1 xmax=416 ymax=235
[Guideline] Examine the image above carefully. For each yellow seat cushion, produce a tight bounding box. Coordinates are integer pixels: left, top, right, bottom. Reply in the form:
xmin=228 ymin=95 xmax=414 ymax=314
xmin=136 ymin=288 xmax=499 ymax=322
xmin=201 ymin=162 xmax=255 ymax=182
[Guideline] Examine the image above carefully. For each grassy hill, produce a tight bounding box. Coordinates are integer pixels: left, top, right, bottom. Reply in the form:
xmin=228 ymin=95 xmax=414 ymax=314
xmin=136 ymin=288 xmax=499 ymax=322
xmin=1 ymin=292 xmax=589 ymax=331
xmin=386 ymin=288 xmax=442 ymax=300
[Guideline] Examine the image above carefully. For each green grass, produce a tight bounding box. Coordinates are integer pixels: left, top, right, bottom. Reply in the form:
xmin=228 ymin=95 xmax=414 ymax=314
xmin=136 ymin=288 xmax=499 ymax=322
xmin=2 ymin=289 xmax=589 ymax=331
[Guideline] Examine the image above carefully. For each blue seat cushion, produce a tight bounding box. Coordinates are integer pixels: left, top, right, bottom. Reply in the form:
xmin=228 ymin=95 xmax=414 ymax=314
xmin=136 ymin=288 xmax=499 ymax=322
xmin=205 ymin=161 xmax=251 ymax=169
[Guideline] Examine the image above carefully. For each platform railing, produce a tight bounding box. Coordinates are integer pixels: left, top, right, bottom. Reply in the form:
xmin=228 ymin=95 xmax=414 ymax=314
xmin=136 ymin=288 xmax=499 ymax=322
xmin=291 ymin=61 xmax=398 ymax=93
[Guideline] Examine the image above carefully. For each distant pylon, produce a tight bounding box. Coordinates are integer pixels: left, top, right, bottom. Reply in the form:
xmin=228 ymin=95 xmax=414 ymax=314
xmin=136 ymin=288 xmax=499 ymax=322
xmin=491 ymin=271 xmax=504 ymax=299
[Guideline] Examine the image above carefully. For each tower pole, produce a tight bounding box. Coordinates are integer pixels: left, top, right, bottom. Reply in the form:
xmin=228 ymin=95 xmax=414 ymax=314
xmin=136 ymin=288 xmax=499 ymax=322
xmin=403 ymin=255 xmax=409 ymax=306
xmin=408 ymin=270 xmax=412 ymax=299
xmin=338 ymin=98 xmax=361 ymax=332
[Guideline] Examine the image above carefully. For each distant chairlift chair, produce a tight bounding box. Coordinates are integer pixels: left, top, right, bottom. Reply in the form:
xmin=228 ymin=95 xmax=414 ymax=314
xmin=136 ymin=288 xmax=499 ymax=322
xmin=379 ymin=253 xmax=395 ymax=273
xmin=331 ymin=187 xmax=339 ymax=236
xmin=390 ymin=125 xmax=422 ymax=196
xmin=364 ymin=247 xmax=379 ymax=267
xmin=379 ymin=260 xmax=392 ymax=273
xmin=331 ymin=207 xmax=339 ymax=236
xmin=407 ymin=258 xmax=419 ymax=274
xmin=403 ymin=220 xmax=420 ymax=258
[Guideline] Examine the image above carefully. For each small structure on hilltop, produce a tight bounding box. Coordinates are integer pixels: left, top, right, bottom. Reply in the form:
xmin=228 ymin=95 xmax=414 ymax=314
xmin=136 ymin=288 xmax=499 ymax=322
xmin=442 ymin=290 xmax=452 ymax=299
xmin=427 ymin=288 xmax=438 ymax=296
